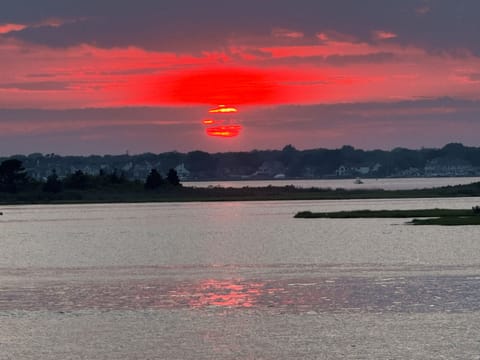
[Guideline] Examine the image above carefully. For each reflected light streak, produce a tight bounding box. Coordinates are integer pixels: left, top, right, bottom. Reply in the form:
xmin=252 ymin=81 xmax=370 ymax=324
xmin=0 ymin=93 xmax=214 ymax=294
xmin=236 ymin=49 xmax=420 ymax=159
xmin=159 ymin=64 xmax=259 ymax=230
xmin=180 ymin=279 xmax=264 ymax=308
xmin=202 ymin=119 xmax=215 ymax=125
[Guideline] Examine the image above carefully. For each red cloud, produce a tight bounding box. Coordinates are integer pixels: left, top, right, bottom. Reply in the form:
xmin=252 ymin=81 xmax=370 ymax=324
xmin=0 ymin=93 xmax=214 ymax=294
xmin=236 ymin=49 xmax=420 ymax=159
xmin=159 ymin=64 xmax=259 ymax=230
xmin=272 ymin=28 xmax=304 ymax=39
xmin=373 ymin=30 xmax=397 ymax=40
xmin=0 ymin=23 xmax=27 ymax=34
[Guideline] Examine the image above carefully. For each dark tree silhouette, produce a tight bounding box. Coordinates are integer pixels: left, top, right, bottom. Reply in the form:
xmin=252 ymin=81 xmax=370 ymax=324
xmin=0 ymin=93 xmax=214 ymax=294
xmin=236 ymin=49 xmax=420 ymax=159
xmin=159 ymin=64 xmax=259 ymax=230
xmin=108 ymin=169 xmax=126 ymax=184
xmin=145 ymin=169 xmax=164 ymax=189
xmin=0 ymin=159 xmax=29 ymax=192
xmin=43 ymin=170 xmax=63 ymax=193
xmin=166 ymin=168 xmax=181 ymax=186
xmin=64 ymin=170 xmax=89 ymax=190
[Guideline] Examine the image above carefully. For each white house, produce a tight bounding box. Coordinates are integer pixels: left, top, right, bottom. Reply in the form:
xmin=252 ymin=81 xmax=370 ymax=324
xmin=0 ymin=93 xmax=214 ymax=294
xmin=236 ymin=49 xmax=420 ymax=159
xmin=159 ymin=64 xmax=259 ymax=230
xmin=175 ymin=163 xmax=191 ymax=180
xmin=335 ymin=165 xmax=347 ymax=176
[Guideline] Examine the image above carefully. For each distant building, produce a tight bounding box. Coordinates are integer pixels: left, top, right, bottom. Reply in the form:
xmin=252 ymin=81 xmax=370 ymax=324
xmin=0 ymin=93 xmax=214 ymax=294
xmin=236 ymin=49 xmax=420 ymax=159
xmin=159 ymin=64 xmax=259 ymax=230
xmin=335 ymin=165 xmax=347 ymax=176
xmin=354 ymin=166 xmax=370 ymax=175
xmin=175 ymin=163 xmax=190 ymax=180
xmin=424 ymin=158 xmax=474 ymax=176
xmin=254 ymin=161 xmax=286 ymax=177
xmin=395 ymin=167 xmax=422 ymax=177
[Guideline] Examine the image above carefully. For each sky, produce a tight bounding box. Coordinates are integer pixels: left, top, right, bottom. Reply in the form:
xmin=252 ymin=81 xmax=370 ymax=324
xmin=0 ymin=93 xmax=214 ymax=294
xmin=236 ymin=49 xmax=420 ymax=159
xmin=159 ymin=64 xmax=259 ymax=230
xmin=2 ymin=0 xmax=480 ymax=155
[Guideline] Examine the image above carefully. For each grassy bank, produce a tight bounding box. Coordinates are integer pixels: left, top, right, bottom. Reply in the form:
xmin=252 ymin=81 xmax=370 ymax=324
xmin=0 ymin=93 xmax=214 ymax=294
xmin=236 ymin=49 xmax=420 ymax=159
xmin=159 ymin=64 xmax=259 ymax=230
xmin=294 ymin=207 xmax=480 ymax=226
xmin=409 ymin=216 xmax=480 ymax=226
xmin=294 ymin=209 xmax=474 ymax=219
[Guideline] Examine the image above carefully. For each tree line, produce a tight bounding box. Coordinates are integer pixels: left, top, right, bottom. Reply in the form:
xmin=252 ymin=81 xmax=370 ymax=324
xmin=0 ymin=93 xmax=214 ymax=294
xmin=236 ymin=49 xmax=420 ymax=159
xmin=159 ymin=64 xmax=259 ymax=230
xmin=0 ymin=159 xmax=181 ymax=194
xmin=2 ymin=142 xmax=480 ymax=180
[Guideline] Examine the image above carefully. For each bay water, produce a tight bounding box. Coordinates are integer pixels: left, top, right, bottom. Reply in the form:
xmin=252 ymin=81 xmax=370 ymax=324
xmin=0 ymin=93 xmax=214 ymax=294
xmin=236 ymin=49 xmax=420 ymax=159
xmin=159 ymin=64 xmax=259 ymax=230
xmin=1 ymin=196 xmax=480 ymax=359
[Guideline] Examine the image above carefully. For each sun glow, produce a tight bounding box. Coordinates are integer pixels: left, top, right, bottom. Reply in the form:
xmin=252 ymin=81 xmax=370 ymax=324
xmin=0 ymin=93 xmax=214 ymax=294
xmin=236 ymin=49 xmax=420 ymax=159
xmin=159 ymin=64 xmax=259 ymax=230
xmin=162 ymin=67 xmax=283 ymax=105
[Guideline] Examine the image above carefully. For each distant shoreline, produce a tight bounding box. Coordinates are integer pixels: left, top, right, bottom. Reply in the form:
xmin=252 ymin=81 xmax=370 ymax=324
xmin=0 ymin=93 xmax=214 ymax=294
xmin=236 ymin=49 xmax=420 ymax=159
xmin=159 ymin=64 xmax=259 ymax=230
xmin=1 ymin=181 xmax=480 ymax=206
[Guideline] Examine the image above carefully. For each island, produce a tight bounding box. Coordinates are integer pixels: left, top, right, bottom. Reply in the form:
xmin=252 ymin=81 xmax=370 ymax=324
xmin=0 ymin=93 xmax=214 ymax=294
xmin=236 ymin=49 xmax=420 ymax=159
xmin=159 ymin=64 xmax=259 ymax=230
xmin=294 ymin=206 xmax=480 ymax=225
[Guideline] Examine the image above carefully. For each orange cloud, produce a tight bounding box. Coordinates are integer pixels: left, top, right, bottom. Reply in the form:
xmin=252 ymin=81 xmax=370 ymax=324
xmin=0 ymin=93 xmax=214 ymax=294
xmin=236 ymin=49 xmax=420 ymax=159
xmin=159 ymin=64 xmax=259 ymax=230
xmin=373 ymin=30 xmax=398 ymax=40
xmin=272 ymin=28 xmax=304 ymax=39
xmin=315 ymin=31 xmax=357 ymax=43
xmin=0 ymin=23 xmax=27 ymax=34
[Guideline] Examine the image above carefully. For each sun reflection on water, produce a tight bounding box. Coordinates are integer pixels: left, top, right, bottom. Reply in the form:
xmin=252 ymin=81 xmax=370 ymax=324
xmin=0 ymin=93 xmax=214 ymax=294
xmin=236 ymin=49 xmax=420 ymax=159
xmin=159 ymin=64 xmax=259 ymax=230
xmin=175 ymin=279 xmax=265 ymax=308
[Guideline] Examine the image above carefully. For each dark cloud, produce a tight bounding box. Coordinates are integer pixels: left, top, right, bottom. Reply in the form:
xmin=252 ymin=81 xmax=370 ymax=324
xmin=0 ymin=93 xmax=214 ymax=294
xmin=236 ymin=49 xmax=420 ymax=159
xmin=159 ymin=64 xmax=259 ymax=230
xmin=0 ymin=81 xmax=70 ymax=91
xmin=99 ymin=68 xmax=163 ymax=76
xmin=25 ymin=73 xmax=59 ymax=78
xmin=257 ymin=52 xmax=396 ymax=67
xmin=245 ymin=97 xmax=480 ymax=127
xmin=0 ymin=98 xmax=479 ymax=154
xmin=242 ymin=48 xmax=273 ymax=59
xmin=2 ymin=97 xmax=477 ymax=126
xmin=0 ymin=106 xmax=204 ymax=123
xmin=2 ymin=0 xmax=480 ymax=55
xmin=240 ymin=97 xmax=480 ymax=150
xmin=325 ymin=52 xmax=396 ymax=66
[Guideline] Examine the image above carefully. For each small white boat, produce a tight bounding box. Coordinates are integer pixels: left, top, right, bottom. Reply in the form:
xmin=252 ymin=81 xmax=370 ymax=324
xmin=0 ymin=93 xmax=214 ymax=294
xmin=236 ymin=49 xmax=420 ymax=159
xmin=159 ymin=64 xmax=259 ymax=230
xmin=354 ymin=177 xmax=363 ymax=184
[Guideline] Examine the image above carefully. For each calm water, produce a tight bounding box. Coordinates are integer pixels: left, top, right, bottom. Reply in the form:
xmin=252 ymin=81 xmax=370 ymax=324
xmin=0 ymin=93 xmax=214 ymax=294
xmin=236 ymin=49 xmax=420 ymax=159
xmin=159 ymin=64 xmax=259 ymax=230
xmin=185 ymin=176 xmax=480 ymax=190
xmin=2 ymin=198 xmax=480 ymax=359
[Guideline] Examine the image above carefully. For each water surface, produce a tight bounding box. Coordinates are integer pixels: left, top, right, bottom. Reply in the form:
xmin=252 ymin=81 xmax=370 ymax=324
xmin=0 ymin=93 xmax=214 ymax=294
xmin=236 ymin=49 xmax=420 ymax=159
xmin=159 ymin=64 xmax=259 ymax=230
xmin=1 ymin=198 xmax=480 ymax=359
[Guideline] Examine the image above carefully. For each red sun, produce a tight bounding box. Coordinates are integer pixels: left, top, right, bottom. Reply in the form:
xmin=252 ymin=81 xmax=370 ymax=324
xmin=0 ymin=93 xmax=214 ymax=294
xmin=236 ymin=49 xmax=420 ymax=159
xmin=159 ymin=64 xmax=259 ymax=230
xmin=202 ymin=105 xmax=242 ymax=138
xmin=206 ymin=125 xmax=242 ymax=138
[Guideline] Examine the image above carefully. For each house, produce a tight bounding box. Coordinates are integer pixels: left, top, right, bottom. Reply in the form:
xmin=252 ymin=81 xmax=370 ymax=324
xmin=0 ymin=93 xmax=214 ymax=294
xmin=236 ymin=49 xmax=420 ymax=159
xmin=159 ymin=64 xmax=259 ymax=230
xmin=354 ymin=166 xmax=370 ymax=175
xmin=254 ymin=161 xmax=286 ymax=177
xmin=335 ymin=165 xmax=347 ymax=176
xmin=424 ymin=158 xmax=474 ymax=176
xmin=175 ymin=163 xmax=190 ymax=180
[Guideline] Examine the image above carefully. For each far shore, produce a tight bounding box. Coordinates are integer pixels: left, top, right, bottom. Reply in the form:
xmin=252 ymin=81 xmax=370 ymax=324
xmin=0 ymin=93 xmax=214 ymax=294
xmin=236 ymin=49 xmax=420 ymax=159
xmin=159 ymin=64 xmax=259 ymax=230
xmin=1 ymin=181 xmax=480 ymax=206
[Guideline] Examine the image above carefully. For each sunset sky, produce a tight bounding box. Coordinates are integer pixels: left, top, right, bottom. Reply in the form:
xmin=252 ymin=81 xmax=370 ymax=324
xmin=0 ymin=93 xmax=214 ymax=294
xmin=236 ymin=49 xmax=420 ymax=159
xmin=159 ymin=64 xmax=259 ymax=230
xmin=2 ymin=0 xmax=480 ymax=154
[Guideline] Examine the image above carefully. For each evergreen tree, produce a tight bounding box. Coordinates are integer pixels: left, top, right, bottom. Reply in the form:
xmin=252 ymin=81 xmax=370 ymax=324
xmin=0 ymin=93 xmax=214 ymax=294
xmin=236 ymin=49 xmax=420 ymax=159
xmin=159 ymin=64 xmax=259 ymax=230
xmin=0 ymin=159 xmax=29 ymax=193
xmin=145 ymin=169 xmax=164 ymax=189
xmin=166 ymin=168 xmax=181 ymax=186
xmin=64 ymin=170 xmax=90 ymax=190
xmin=43 ymin=170 xmax=63 ymax=193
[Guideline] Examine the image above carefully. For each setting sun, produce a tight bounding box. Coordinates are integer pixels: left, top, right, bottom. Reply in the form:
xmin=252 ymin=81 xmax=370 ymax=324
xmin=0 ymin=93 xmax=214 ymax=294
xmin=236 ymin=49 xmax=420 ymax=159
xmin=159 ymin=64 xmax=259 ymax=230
xmin=206 ymin=125 xmax=242 ymax=138
xmin=203 ymin=105 xmax=242 ymax=138
xmin=208 ymin=105 xmax=238 ymax=113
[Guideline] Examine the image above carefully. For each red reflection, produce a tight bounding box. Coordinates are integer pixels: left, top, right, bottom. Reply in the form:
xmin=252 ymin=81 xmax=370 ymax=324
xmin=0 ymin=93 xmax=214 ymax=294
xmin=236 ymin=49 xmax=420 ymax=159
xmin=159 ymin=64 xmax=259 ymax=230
xmin=202 ymin=119 xmax=215 ymax=125
xmin=206 ymin=125 xmax=242 ymax=138
xmin=180 ymin=279 xmax=264 ymax=308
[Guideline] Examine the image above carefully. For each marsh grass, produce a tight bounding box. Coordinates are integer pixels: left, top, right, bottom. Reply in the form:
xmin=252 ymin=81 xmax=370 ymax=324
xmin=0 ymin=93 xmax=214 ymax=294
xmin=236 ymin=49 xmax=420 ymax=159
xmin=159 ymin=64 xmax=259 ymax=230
xmin=294 ymin=209 xmax=473 ymax=218
xmin=294 ymin=208 xmax=480 ymax=226
xmin=409 ymin=216 xmax=480 ymax=226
